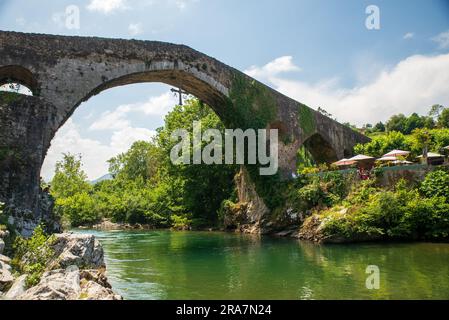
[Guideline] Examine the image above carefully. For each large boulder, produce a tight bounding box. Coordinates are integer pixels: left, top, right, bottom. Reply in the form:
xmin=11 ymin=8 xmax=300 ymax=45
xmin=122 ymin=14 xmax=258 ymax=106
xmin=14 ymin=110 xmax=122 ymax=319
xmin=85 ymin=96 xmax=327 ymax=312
xmin=50 ymin=233 xmax=105 ymax=269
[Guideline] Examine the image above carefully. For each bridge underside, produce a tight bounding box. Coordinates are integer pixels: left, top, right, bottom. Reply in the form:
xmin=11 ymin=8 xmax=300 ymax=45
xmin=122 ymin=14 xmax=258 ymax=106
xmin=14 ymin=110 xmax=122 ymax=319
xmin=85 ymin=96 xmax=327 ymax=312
xmin=0 ymin=31 xmax=369 ymax=235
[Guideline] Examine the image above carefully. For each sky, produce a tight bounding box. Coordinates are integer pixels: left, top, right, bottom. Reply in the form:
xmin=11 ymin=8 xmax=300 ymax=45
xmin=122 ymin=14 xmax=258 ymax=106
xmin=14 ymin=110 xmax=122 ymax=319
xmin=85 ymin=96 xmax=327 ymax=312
xmin=1 ymin=0 xmax=449 ymax=180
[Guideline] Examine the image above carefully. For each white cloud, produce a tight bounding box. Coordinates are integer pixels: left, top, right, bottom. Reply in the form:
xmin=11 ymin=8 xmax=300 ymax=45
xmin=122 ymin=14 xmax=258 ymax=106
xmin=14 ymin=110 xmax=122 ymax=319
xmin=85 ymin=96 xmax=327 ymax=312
xmin=111 ymin=127 xmax=157 ymax=151
xmin=41 ymin=119 xmax=157 ymax=181
xmin=128 ymin=23 xmax=143 ymax=36
xmin=89 ymin=104 xmax=132 ymax=130
xmin=432 ymin=30 xmax=449 ymax=49
xmin=403 ymin=32 xmax=414 ymax=40
xmin=246 ymin=53 xmax=449 ymax=126
xmin=42 ymin=91 xmax=177 ymax=180
xmin=135 ymin=92 xmax=177 ymax=115
xmin=89 ymin=92 xmax=177 ymax=131
xmin=245 ymin=56 xmax=301 ymax=80
xmin=87 ymin=0 xmax=128 ymax=14
xmin=172 ymin=0 xmax=199 ymax=10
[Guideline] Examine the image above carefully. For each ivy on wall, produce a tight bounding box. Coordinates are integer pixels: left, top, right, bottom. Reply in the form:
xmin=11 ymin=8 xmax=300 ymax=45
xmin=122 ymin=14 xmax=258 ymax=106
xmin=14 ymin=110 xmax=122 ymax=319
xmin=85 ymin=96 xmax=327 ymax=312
xmin=298 ymin=103 xmax=316 ymax=137
xmin=224 ymin=73 xmax=277 ymax=130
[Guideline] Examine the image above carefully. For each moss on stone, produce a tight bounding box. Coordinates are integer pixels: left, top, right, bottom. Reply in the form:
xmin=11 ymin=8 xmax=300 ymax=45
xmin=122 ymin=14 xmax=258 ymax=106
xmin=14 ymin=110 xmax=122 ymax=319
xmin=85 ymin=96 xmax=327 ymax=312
xmin=0 ymin=92 xmax=22 ymax=105
xmin=221 ymin=73 xmax=286 ymax=210
xmin=224 ymin=72 xmax=277 ymax=130
xmin=298 ymin=103 xmax=316 ymax=137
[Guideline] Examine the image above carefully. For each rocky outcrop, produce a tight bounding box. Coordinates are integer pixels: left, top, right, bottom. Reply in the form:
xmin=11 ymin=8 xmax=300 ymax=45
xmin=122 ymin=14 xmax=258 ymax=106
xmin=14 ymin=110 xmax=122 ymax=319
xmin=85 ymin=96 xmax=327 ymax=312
xmin=295 ymin=213 xmax=384 ymax=244
xmin=0 ymin=233 xmax=121 ymax=300
xmin=49 ymin=233 xmax=105 ymax=270
xmin=0 ymin=259 xmax=14 ymax=293
xmin=4 ymin=275 xmax=26 ymax=299
xmin=0 ymin=229 xmax=13 ymax=294
xmin=222 ymin=167 xmax=271 ymax=234
xmin=15 ymin=266 xmax=121 ymax=300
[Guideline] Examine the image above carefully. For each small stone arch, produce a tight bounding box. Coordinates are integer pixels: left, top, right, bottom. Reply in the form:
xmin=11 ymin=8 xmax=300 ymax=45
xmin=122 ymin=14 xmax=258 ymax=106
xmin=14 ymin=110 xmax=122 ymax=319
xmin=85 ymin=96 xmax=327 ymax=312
xmin=0 ymin=65 xmax=38 ymax=95
xmin=302 ymin=133 xmax=339 ymax=164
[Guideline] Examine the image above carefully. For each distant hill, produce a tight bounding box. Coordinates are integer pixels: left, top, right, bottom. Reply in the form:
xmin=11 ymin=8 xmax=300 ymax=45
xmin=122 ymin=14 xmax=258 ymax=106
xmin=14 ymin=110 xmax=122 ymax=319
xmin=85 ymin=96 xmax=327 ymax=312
xmin=90 ymin=173 xmax=113 ymax=185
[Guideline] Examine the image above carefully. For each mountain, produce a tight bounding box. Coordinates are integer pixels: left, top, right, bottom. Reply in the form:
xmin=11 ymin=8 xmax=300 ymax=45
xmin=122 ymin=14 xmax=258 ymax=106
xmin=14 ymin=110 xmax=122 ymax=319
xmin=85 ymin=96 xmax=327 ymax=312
xmin=90 ymin=173 xmax=113 ymax=185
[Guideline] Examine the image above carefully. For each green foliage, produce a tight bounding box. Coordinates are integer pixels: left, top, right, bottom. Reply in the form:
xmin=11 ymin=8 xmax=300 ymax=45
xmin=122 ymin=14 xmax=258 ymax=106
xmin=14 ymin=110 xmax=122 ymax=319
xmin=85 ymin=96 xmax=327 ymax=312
xmin=420 ymin=170 xmax=449 ymax=199
xmin=385 ymin=112 xmax=435 ymax=134
xmin=290 ymin=171 xmax=352 ymax=213
xmin=171 ymin=214 xmax=192 ymax=230
xmin=315 ymin=173 xmax=449 ymax=240
xmin=354 ymin=131 xmax=409 ymax=157
xmin=225 ymin=73 xmax=277 ymax=130
xmin=157 ymin=98 xmax=238 ymax=225
xmin=438 ymin=108 xmax=449 ymax=128
xmin=354 ymin=128 xmax=449 ymax=158
xmin=298 ymin=104 xmax=316 ymax=137
xmin=12 ymin=225 xmax=56 ymax=287
xmin=0 ymin=91 xmax=22 ymax=105
xmin=50 ymin=98 xmax=237 ymax=229
xmin=55 ymin=192 xmax=100 ymax=227
xmin=50 ymin=153 xmax=91 ymax=199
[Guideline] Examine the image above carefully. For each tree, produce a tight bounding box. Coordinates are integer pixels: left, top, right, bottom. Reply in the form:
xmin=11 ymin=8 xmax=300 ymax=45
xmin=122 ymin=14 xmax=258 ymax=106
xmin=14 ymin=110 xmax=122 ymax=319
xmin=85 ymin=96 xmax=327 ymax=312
xmin=50 ymin=153 xmax=91 ymax=199
xmin=404 ymin=113 xmax=425 ymax=134
xmin=157 ymin=98 xmax=238 ymax=226
xmin=108 ymin=140 xmax=162 ymax=185
xmin=438 ymin=108 xmax=449 ymax=128
xmin=373 ymin=122 xmax=385 ymax=132
xmin=386 ymin=114 xmax=407 ymax=133
xmin=429 ymin=104 xmax=444 ymax=120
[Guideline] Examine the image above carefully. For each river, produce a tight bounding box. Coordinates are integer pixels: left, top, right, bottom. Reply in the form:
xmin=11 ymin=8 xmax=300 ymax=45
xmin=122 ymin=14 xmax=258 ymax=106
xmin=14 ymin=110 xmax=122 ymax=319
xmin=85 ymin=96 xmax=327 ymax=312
xmin=74 ymin=229 xmax=449 ymax=300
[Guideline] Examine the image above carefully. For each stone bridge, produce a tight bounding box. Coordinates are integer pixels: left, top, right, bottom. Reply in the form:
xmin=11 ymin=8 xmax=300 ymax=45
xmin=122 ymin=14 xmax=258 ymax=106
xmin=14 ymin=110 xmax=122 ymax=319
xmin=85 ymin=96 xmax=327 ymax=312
xmin=0 ymin=31 xmax=369 ymax=235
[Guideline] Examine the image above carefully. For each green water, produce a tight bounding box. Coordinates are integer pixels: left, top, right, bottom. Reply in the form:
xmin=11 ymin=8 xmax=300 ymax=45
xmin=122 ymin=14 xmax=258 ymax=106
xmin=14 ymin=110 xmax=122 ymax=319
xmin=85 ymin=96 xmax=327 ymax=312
xmin=75 ymin=230 xmax=449 ymax=300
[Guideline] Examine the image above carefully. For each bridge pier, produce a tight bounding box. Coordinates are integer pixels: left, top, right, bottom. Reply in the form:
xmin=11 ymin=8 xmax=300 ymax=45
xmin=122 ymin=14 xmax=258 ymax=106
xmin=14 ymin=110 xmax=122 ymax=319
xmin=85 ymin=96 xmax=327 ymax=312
xmin=0 ymin=93 xmax=60 ymax=236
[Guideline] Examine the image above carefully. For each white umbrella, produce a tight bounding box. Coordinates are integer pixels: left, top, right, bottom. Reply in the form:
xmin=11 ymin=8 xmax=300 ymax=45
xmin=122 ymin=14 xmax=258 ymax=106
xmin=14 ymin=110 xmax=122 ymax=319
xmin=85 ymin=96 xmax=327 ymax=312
xmin=333 ymin=158 xmax=356 ymax=166
xmin=376 ymin=156 xmax=397 ymax=162
xmin=383 ymin=149 xmax=410 ymax=157
xmin=418 ymin=152 xmax=444 ymax=158
xmin=349 ymin=154 xmax=375 ymax=161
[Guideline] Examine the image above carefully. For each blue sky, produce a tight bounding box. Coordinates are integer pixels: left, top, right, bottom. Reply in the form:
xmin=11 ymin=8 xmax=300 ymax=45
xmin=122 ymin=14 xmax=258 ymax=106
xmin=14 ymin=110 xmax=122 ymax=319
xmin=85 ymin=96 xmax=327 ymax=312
xmin=1 ymin=0 xmax=449 ymax=179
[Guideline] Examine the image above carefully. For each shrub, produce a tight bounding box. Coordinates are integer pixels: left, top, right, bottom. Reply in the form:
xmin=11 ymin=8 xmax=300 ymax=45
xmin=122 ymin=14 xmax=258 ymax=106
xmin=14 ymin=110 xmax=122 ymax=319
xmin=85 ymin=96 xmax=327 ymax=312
xmin=420 ymin=170 xmax=449 ymax=199
xmin=171 ymin=214 xmax=192 ymax=230
xmin=317 ymin=179 xmax=449 ymax=240
xmin=12 ymin=225 xmax=56 ymax=287
xmin=55 ymin=192 xmax=100 ymax=227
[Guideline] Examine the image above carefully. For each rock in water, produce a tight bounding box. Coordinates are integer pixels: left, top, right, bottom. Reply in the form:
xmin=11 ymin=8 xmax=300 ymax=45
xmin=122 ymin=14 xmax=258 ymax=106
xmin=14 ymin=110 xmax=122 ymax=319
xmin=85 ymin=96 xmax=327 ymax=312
xmin=0 ymin=239 xmax=5 ymax=254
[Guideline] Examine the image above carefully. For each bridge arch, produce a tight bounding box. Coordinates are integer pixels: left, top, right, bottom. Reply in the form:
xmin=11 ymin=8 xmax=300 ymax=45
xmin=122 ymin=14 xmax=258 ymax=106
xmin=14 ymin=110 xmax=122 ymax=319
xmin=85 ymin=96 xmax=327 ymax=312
xmin=302 ymin=133 xmax=339 ymax=164
xmin=0 ymin=65 xmax=37 ymax=95
xmin=0 ymin=31 xmax=370 ymax=235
